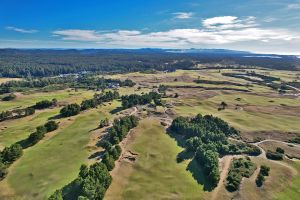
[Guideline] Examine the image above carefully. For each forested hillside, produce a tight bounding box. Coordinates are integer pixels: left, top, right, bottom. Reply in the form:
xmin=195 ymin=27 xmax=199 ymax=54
xmin=0 ymin=49 xmax=299 ymax=77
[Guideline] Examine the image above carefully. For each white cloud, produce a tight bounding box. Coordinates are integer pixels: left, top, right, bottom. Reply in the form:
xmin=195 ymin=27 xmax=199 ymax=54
xmin=173 ymin=12 xmax=194 ymax=19
xmin=202 ymin=16 xmax=257 ymax=29
xmin=5 ymin=26 xmax=38 ymax=33
xmin=52 ymin=29 xmax=100 ymax=41
xmin=52 ymin=16 xmax=300 ymax=48
xmin=287 ymin=3 xmax=300 ymax=9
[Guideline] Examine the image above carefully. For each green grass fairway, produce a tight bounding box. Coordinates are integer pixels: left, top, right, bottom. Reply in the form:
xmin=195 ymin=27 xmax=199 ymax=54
xmin=274 ymin=161 xmax=300 ymax=200
xmin=0 ymin=89 xmax=94 ymax=112
xmin=105 ymin=118 xmax=208 ymax=200
xmin=0 ymin=108 xmax=60 ymax=149
xmin=2 ymin=102 xmax=119 ymax=200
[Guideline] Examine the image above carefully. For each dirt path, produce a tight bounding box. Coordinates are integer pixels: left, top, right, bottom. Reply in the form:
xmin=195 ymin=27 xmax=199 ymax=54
xmin=211 ymin=155 xmax=232 ymax=200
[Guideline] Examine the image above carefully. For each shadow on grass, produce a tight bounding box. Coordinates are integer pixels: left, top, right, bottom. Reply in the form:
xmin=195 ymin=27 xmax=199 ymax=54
xmin=16 ymin=138 xmax=34 ymax=149
xmin=110 ymin=106 xmax=123 ymax=114
xmin=166 ymin=128 xmax=216 ymax=191
xmin=48 ymin=114 xmax=63 ymax=120
xmin=176 ymin=149 xmax=194 ymax=163
xmin=186 ymin=158 xmax=215 ymax=192
xmin=166 ymin=128 xmax=186 ymax=148
xmin=61 ymin=179 xmax=81 ymax=200
xmin=88 ymin=150 xmax=105 ymax=160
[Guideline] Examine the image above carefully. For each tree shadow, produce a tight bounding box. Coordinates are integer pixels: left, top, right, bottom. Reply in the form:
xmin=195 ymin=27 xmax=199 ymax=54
xmin=88 ymin=150 xmax=105 ymax=160
xmin=48 ymin=114 xmax=62 ymax=120
xmin=110 ymin=106 xmax=123 ymax=114
xmin=176 ymin=149 xmax=194 ymax=163
xmin=16 ymin=138 xmax=33 ymax=149
xmin=61 ymin=179 xmax=81 ymax=200
xmin=166 ymin=128 xmax=186 ymax=148
xmin=186 ymin=158 xmax=215 ymax=192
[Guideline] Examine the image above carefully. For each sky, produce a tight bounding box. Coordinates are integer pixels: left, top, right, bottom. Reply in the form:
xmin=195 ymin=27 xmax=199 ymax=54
xmin=1 ymin=0 xmax=300 ymax=54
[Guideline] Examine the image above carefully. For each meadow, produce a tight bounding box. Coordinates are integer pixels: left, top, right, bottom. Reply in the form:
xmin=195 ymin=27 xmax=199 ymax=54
xmin=0 ymin=68 xmax=299 ymax=200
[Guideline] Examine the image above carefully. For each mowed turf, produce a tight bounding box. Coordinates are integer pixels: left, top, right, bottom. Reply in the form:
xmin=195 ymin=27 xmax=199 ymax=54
xmin=274 ymin=161 xmax=300 ymax=200
xmin=2 ymin=102 xmax=119 ymax=200
xmin=0 ymin=89 xmax=94 ymax=112
xmin=0 ymin=89 xmax=95 ymax=148
xmin=173 ymin=93 xmax=300 ymax=133
xmin=105 ymin=118 xmax=207 ymax=200
xmin=0 ymin=108 xmax=60 ymax=149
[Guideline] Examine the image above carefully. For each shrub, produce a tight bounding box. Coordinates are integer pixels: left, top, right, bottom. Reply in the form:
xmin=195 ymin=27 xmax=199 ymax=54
xmin=266 ymin=150 xmax=283 ymax=160
xmin=1 ymin=144 xmax=23 ymax=164
xmin=256 ymin=173 xmax=265 ymax=187
xmin=0 ymin=162 xmax=8 ymax=180
xmin=225 ymin=157 xmax=256 ymax=192
xmin=2 ymin=93 xmax=16 ymax=101
xmin=276 ymin=147 xmax=285 ymax=154
xmin=60 ymin=103 xmax=81 ymax=117
xmin=44 ymin=121 xmax=59 ymax=132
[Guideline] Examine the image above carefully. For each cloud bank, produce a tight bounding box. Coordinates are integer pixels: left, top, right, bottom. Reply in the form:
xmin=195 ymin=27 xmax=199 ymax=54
xmin=52 ymin=16 xmax=300 ymax=48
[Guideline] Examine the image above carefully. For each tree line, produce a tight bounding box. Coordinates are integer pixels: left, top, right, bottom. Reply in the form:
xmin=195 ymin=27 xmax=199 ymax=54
xmin=48 ymin=115 xmax=139 ymax=200
xmin=169 ymin=114 xmax=261 ymax=187
xmin=0 ymin=99 xmax=57 ymax=122
xmin=256 ymin=165 xmax=270 ymax=187
xmin=0 ymin=49 xmax=298 ymax=78
xmin=60 ymin=91 xmax=120 ymax=117
xmin=121 ymin=92 xmax=162 ymax=108
xmin=0 ymin=75 xmax=135 ymax=95
xmin=170 ymin=114 xmax=240 ymax=187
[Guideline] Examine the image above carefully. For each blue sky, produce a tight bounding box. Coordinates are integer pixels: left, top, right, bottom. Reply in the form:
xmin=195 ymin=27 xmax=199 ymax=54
xmin=1 ymin=0 xmax=300 ymax=54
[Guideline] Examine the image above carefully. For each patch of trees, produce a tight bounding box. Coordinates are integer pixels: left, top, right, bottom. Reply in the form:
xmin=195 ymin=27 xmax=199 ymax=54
xmin=221 ymin=142 xmax=261 ymax=156
xmin=121 ymin=92 xmax=162 ymax=108
xmin=60 ymin=91 xmax=120 ymax=118
xmin=158 ymin=85 xmax=168 ymax=94
xmin=170 ymin=114 xmax=240 ymax=187
xmin=289 ymin=136 xmax=300 ymax=144
xmin=48 ymin=115 xmax=138 ymax=199
xmin=0 ymin=98 xmax=59 ymax=122
xmin=0 ymin=75 xmax=134 ymax=94
xmin=256 ymin=165 xmax=270 ymax=187
xmin=0 ymin=107 xmax=35 ymax=122
xmin=81 ymin=91 xmax=120 ymax=111
xmin=26 ymin=120 xmax=59 ymax=147
xmin=60 ymin=103 xmax=81 ymax=117
xmin=48 ymin=162 xmax=112 ymax=200
xmin=33 ymin=99 xmax=57 ymax=109
xmin=195 ymin=147 xmax=220 ymax=186
xmin=266 ymin=148 xmax=284 ymax=160
xmin=0 ymin=144 xmax=23 ymax=180
xmin=225 ymin=157 xmax=257 ymax=192
xmin=105 ymin=116 xmax=139 ymax=145
xmin=1 ymin=93 xmax=16 ymax=101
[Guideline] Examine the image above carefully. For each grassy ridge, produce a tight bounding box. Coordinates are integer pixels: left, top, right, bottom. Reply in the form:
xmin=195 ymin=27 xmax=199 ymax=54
xmin=3 ymin=102 xmax=119 ymax=200
xmin=106 ymin=118 xmax=207 ymax=200
xmin=0 ymin=89 xmax=94 ymax=112
xmin=0 ymin=108 xmax=60 ymax=148
xmin=275 ymin=161 xmax=300 ymax=200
